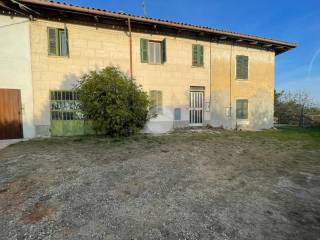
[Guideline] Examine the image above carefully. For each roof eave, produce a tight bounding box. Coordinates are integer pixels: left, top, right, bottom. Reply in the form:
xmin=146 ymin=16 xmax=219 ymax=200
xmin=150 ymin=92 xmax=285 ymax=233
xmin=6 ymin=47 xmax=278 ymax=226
xmin=9 ymin=0 xmax=297 ymax=54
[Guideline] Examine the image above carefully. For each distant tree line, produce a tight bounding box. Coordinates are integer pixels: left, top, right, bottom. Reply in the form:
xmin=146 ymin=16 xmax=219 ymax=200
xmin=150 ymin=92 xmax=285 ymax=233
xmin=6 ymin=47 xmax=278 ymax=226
xmin=274 ymin=90 xmax=320 ymax=126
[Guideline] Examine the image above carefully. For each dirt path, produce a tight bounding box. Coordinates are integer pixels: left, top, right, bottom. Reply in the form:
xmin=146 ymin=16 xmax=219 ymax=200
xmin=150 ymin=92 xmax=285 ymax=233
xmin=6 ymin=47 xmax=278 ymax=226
xmin=0 ymin=130 xmax=319 ymax=239
xmin=0 ymin=139 xmax=23 ymax=151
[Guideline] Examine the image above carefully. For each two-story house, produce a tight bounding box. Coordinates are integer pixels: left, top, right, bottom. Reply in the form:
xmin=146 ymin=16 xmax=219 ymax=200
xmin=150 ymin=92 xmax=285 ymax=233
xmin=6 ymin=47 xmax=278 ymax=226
xmin=0 ymin=0 xmax=296 ymax=139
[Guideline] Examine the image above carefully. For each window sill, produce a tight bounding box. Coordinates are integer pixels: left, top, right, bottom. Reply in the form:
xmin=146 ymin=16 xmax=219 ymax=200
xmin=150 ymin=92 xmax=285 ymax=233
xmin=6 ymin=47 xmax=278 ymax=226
xmin=236 ymin=119 xmax=249 ymax=125
xmin=150 ymin=114 xmax=163 ymax=120
xmin=48 ymin=55 xmax=69 ymax=59
xmin=235 ymin=78 xmax=249 ymax=81
xmin=142 ymin=62 xmax=164 ymax=65
xmin=192 ymin=65 xmax=205 ymax=68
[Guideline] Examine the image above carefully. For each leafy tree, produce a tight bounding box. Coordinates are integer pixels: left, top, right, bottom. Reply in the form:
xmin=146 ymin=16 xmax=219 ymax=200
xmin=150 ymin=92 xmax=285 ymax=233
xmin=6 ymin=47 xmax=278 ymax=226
xmin=274 ymin=90 xmax=284 ymax=122
xmin=76 ymin=66 xmax=151 ymax=136
xmin=274 ymin=89 xmax=317 ymax=126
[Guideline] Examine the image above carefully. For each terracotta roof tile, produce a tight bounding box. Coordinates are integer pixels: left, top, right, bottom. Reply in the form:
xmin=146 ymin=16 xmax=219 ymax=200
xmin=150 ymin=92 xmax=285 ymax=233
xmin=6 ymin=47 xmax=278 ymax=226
xmin=15 ymin=0 xmax=297 ymax=52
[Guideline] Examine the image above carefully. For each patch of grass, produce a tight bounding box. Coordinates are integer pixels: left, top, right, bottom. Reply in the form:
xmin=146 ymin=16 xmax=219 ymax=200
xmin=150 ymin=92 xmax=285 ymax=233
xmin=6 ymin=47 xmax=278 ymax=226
xmin=25 ymin=127 xmax=320 ymax=151
xmin=237 ymin=127 xmax=320 ymax=150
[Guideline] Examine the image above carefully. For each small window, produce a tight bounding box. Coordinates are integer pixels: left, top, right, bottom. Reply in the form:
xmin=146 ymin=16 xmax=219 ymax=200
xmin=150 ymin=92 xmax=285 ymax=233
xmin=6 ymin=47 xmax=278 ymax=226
xmin=174 ymin=108 xmax=181 ymax=120
xmin=48 ymin=27 xmax=69 ymax=56
xmin=236 ymin=99 xmax=248 ymax=119
xmin=140 ymin=38 xmax=166 ymax=64
xmin=50 ymin=90 xmax=83 ymax=120
xmin=236 ymin=55 xmax=249 ymax=79
xmin=192 ymin=44 xmax=204 ymax=67
xmin=149 ymin=90 xmax=163 ymax=115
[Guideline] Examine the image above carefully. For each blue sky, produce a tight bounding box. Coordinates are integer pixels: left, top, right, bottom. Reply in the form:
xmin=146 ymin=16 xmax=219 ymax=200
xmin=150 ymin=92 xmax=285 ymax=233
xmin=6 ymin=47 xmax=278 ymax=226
xmin=62 ymin=0 xmax=320 ymax=104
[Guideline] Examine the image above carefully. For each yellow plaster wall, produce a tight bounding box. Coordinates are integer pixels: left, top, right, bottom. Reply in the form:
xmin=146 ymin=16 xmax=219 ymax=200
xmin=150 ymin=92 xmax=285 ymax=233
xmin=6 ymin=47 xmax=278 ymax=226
xmin=30 ymin=19 xmax=275 ymax=134
xmin=210 ymin=43 xmax=275 ymax=129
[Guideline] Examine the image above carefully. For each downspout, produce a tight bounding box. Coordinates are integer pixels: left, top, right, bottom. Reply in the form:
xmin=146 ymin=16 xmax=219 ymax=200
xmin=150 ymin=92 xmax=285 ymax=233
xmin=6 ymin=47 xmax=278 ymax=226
xmin=128 ymin=17 xmax=133 ymax=79
xmin=28 ymin=17 xmax=36 ymax=137
xmin=209 ymin=37 xmax=212 ymax=122
xmin=229 ymin=42 xmax=233 ymax=129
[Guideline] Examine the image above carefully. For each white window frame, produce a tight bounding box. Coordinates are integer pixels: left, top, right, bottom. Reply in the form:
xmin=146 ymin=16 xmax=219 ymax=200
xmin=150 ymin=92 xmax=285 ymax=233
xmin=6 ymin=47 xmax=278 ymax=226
xmin=149 ymin=41 xmax=162 ymax=65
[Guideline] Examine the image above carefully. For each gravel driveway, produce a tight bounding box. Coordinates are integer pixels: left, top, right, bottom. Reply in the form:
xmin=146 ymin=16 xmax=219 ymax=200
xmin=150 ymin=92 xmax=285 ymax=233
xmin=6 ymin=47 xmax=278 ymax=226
xmin=0 ymin=130 xmax=319 ymax=239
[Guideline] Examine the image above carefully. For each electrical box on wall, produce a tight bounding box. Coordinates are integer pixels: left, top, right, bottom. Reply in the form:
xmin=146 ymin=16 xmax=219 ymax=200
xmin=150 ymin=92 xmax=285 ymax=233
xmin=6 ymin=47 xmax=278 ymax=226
xmin=225 ymin=107 xmax=231 ymax=117
xmin=205 ymin=102 xmax=210 ymax=112
xmin=174 ymin=108 xmax=181 ymax=120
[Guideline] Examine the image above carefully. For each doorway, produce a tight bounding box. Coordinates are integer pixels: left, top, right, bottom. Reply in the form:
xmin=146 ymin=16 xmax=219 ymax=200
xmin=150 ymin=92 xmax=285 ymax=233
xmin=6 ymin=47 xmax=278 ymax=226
xmin=189 ymin=90 xmax=204 ymax=126
xmin=0 ymin=89 xmax=23 ymax=139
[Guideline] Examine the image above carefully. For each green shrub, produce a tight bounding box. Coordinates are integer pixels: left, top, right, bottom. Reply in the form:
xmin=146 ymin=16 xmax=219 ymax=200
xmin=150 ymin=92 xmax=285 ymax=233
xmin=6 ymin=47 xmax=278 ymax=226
xmin=76 ymin=66 xmax=150 ymax=136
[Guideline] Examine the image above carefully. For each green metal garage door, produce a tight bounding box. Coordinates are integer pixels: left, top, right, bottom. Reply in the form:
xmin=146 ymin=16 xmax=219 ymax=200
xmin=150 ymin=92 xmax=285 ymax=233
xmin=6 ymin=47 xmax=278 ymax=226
xmin=50 ymin=90 xmax=95 ymax=136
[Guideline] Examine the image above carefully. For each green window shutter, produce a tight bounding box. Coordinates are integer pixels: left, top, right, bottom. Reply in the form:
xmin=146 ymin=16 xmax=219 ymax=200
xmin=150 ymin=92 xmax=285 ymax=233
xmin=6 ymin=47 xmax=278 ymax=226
xmin=157 ymin=90 xmax=163 ymax=114
xmin=236 ymin=55 xmax=249 ymax=79
xmin=199 ymin=45 xmax=204 ymax=66
xmin=63 ymin=25 xmax=69 ymax=57
xmin=192 ymin=44 xmax=203 ymax=66
xmin=140 ymin=38 xmax=149 ymax=63
xmin=150 ymin=90 xmax=162 ymax=115
xmin=48 ymin=27 xmax=59 ymax=56
xmin=150 ymin=90 xmax=156 ymax=115
xmin=236 ymin=100 xmax=241 ymax=118
xmin=161 ymin=38 xmax=166 ymax=63
xmin=236 ymin=99 xmax=248 ymax=119
xmin=192 ymin=44 xmax=198 ymax=66
xmin=243 ymin=100 xmax=248 ymax=119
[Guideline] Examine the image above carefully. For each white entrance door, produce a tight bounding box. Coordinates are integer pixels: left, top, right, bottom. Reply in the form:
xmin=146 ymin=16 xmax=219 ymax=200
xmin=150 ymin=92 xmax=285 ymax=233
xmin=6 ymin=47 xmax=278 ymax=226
xmin=189 ymin=91 xmax=204 ymax=126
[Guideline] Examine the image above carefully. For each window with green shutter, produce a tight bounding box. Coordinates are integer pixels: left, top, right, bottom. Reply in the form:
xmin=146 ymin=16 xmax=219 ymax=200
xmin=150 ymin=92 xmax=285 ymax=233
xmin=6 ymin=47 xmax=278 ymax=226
xmin=192 ymin=44 xmax=204 ymax=67
xmin=48 ymin=27 xmax=69 ymax=57
xmin=140 ymin=38 xmax=166 ymax=64
xmin=236 ymin=55 xmax=249 ymax=79
xmin=149 ymin=90 xmax=163 ymax=115
xmin=236 ymin=99 xmax=248 ymax=119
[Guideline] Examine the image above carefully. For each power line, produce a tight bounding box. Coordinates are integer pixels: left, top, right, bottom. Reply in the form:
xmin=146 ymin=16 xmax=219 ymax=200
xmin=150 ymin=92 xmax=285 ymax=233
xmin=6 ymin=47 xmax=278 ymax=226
xmin=0 ymin=19 xmax=29 ymax=29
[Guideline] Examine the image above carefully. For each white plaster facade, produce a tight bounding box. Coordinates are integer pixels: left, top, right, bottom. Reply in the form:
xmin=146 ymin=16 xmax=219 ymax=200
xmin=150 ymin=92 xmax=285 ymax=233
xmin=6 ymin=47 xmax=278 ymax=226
xmin=0 ymin=15 xmax=35 ymax=138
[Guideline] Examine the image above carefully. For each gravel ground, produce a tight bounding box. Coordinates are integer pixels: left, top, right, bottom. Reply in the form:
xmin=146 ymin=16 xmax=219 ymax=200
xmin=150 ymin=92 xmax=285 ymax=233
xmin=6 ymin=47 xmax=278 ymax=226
xmin=0 ymin=129 xmax=319 ymax=240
